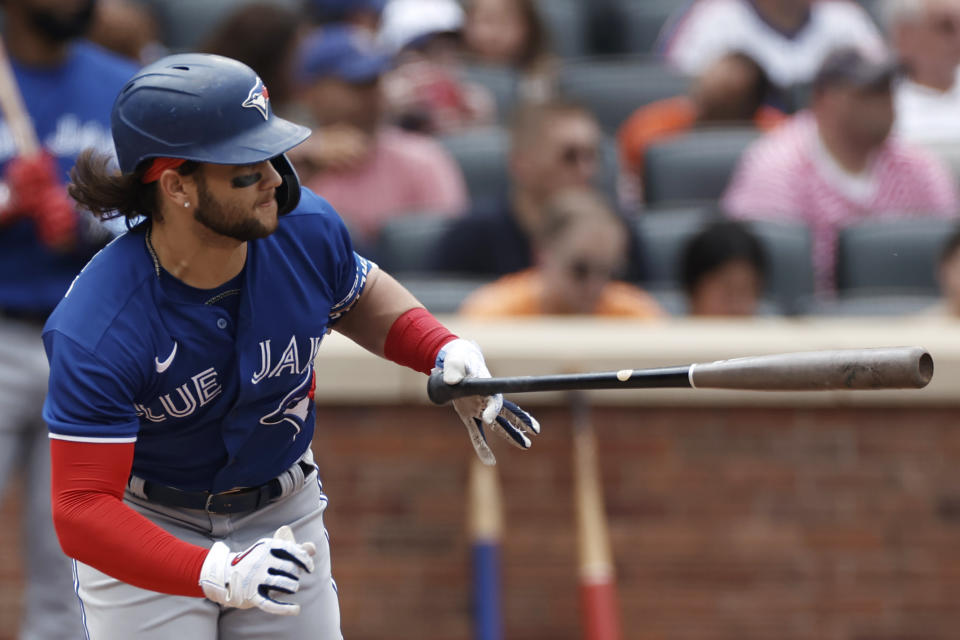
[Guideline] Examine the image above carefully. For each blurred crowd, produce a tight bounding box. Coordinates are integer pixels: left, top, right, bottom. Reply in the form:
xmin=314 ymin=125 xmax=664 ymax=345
xmin=29 ymin=0 xmax=960 ymax=323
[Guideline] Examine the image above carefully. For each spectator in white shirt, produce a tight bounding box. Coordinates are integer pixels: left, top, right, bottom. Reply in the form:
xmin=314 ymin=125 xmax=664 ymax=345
xmin=723 ymin=47 xmax=958 ymax=295
xmin=883 ymin=0 xmax=960 ymax=146
xmin=659 ymin=0 xmax=885 ymax=96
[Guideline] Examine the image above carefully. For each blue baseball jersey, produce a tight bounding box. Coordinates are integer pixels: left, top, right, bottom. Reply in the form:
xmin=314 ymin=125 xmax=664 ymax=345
xmin=0 ymin=41 xmax=137 ymax=313
xmin=43 ymin=189 xmax=372 ymax=492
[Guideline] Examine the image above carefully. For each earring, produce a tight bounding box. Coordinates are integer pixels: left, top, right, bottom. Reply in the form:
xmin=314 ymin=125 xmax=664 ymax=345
xmin=184 ymin=201 xmax=190 ymax=208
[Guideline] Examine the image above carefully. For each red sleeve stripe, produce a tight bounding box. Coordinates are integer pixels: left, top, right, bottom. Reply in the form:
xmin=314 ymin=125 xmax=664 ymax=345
xmin=50 ymin=439 xmax=208 ymax=597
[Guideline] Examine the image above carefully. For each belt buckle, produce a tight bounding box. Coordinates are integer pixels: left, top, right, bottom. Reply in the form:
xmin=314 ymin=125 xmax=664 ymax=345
xmin=204 ymin=493 xmax=216 ymax=513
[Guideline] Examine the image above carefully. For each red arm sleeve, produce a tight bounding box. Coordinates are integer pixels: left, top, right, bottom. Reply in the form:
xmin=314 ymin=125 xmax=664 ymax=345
xmin=50 ymin=438 xmax=209 ymax=597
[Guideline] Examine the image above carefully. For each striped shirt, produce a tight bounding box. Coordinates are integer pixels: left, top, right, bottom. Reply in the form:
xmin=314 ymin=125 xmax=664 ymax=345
xmin=661 ymin=0 xmax=884 ymax=88
xmin=723 ymin=112 xmax=959 ymax=294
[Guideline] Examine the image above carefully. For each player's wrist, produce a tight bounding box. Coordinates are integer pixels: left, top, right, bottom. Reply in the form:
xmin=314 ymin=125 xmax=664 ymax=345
xmin=384 ymin=307 xmax=457 ymax=375
xmin=198 ymin=541 xmax=232 ymax=604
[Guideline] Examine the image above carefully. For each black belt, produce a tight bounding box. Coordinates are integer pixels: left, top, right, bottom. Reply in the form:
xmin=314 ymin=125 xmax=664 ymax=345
xmin=140 ymin=461 xmax=313 ymax=514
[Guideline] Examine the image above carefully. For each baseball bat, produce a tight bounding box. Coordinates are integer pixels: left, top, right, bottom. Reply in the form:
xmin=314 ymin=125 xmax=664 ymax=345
xmin=0 ymin=35 xmax=39 ymax=156
xmin=468 ymin=458 xmax=504 ymax=640
xmin=427 ymin=347 xmax=933 ymax=404
xmin=571 ymin=393 xmax=622 ymax=640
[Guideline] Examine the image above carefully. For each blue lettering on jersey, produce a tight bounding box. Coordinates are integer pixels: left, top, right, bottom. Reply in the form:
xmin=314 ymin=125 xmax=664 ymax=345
xmin=42 ymin=189 xmax=374 ymax=492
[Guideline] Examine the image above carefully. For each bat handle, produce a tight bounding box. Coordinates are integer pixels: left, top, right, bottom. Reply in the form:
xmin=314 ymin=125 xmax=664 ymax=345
xmin=428 ymin=371 xmax=458 ymax=405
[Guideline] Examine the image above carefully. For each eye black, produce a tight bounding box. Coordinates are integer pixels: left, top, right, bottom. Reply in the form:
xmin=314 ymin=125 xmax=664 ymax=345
xmin=231 ymin=173 xmax=261 ymax=188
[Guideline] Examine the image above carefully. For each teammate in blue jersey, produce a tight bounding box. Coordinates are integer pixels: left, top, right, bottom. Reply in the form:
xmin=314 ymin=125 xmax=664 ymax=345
xmin=42 ymin=52 xmax=538 ymax=639
xmin=0 ymin=1 xmax=137 ymax=638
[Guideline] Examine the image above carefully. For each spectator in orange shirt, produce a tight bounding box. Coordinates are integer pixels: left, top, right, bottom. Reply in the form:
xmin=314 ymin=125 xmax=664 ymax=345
xmin=459 ymin=187 xmax=664 ymax=318
xmin=618 ymin=52 xmax=785 ymax=197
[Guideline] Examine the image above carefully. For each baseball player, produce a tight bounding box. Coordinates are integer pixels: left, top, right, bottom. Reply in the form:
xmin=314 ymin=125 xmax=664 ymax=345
xmin=0 ymin=1 xmax=137 ymax=638
xmin=43 ymin=53 xmax=538 ymax=639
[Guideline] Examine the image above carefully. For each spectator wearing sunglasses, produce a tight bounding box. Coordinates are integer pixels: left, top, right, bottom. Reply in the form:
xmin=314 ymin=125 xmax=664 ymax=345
xmin=884 ymin=0 xmax=960 ymax=150
xmin=459 ymin=188 xmax=663 ymax=317
xmin=429 ymin=100 xmax=644 ymax=280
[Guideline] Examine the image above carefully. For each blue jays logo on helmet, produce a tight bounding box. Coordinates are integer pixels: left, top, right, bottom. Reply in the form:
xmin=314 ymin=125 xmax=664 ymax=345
xmin=260 ymin=368 xmax=315 ymax=438
xmin=242 ymin=78 xmax=270 ymax=120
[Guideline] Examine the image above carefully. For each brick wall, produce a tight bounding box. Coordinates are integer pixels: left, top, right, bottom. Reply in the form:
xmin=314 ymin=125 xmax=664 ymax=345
xmin=3 ymin=404 xmax=959 ymax=639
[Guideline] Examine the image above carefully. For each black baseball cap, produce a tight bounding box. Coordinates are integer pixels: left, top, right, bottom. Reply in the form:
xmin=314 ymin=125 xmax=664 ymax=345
xmin=813 ymin=47 xmax=900 ymax=90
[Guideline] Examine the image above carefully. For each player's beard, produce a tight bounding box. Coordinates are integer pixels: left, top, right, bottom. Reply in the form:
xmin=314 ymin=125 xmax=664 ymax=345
xmin=194 ymin=177 xmax=276 ymax=242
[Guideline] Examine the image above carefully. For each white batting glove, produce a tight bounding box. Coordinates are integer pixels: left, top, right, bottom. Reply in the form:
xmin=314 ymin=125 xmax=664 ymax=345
xmin=435 ymin=338 xmax=540 ymax=465
xmin=200 ymin=525 xmax=317 ymax=616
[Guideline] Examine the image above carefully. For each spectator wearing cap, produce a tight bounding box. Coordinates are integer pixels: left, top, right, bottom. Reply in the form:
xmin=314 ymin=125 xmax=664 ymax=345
xmin=459 ymin=187 xmax=663 ymax=318
xmin=309 ymin=0 xmax=386 ymax=33
xmin=659 ymin=0 xmax=884 ymax=96
xmin=883 ymin=0 xmax=960 ymax=147
xmin=723 ymin=47 xmax=959 ymax=295
xmin=292 ymin=26 xmax=468 ymax=250
xmin=378 ymin=0 xmax=495 ymax=134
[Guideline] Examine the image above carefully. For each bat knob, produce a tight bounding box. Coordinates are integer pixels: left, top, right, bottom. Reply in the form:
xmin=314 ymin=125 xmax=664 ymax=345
xmin=427 ymin=371 xmax=457 ymax=405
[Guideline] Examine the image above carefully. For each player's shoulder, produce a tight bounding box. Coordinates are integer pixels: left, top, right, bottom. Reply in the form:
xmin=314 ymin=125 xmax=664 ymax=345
xmin=70 ymin=40 xmax=139 ymax=83
xmin=44 ymin=224 xmax=157 ymax=348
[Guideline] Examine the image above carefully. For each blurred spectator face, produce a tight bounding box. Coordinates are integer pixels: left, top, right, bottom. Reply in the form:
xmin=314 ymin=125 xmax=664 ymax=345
xmin=88 ymin=0 xmax=160 ymax=63
xmin=692 ymin=52 xmax=769 ymax=123
xmin=819 ymin=83 xmax=895 ymax=148
xmin=512 ymin=110 xmax=601 ymax=201
xmin=681 ymin=220 xmax=766 ymax=317
xmin=463 ymin=0 xmax=529 ymax=65
xmin=891 ymin=0 xmax=960 ymax=85
xmin=296 ymin=27 xmax=391 ymax=134
xmin=536 ymin=191 xmax=627 ymax=314
xmin=304 ymin=77 xmax=383 ymax=134
xmin=689 ymin=259 xmax=763 ymax=316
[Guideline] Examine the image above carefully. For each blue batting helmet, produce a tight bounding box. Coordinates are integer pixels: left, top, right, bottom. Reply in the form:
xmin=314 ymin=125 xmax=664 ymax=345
xmin=111 ymin=53 xmax=311 ymax=214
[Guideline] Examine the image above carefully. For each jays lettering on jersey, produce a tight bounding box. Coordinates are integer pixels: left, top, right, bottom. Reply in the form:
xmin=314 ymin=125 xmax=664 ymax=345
xmin=0 ymin=42 xmax=136 ymax=313
xmin=42 ymin=189 xmax=372 ymax=492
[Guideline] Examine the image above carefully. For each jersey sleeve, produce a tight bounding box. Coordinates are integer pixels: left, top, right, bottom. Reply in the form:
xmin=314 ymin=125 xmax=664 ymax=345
xmin=43 ymin=329 xmax=141 ymax=443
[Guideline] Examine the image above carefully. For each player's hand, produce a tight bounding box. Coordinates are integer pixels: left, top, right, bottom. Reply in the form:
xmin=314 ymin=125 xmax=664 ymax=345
xmin=435 ymin=338 xmax=540 ymax=465
xmin=199 ymin=525 xmax=317 ymax=616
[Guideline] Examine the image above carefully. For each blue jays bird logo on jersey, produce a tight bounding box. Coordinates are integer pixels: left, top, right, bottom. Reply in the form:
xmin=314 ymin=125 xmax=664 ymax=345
xmin=242 ymin=78 xmax=269 ymax=120
xmin=259 ymin=367 xmax=315 ymax=438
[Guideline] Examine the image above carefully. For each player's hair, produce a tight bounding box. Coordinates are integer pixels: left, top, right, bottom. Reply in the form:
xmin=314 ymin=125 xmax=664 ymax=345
xmin=69 ymin=149 xmax=199 ymax=223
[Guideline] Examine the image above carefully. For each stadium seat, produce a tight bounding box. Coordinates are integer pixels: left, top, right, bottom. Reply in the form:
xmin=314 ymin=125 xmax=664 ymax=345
xmin=633 ymin=210 xmax=813 ymax=314
xmin=460 ymin=65 xmax=521 ymax=123
xmin=144 ymin=0 xmax=300 ymax=51
xmin=632 ymin=206 xmax=719 ymax=288
xmin=393 ymin=275 xmax=491 ymax=314
xmin=611 ymin=0 xmax=680 ymax=55
xmin=534 ymin=0 xmax=589 ymax=59
xmin=372 ymin=215 xmax=456 ymax=274
xmin=558 ymin=56 xmax=689 ymax=134
xmin=744 ymin=220 xmax=815 ymax=315
xmin=642 ymin=127 xmax=760 ymax=206
xmin=439 ymin=127 xmax=622 ymax=206
xmin=439 ymin=126 xmax=511 ymax=203
xmin=836 ymin=218 xmax=957 ymax=295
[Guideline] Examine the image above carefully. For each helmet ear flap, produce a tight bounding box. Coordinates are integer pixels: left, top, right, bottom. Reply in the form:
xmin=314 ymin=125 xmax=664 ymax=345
xmin=271 ymin=154 xmax=301 ymax=215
